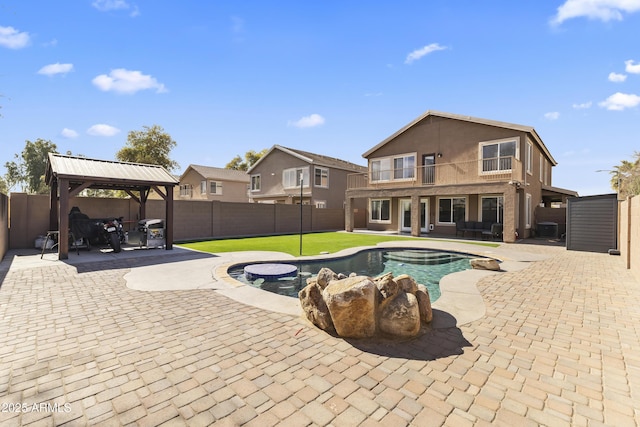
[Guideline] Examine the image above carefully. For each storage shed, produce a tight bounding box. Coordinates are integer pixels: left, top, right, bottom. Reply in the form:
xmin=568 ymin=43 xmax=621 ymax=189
xmin=566 ymin=194 xmax=618 ymax=253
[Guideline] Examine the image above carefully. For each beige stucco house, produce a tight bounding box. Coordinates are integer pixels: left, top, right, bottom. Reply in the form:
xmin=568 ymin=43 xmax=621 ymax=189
xmin=345 ymin=111 xmax=577 ymax=242
xmin=176 ymin=164 xmax=250 ymax=202
xmin=247 ymin=145 xmax=367 ymax=209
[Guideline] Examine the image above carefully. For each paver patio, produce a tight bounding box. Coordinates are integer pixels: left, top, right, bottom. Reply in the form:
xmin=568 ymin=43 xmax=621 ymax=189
xmin=0 ymin=241 xmax=639 ymax=426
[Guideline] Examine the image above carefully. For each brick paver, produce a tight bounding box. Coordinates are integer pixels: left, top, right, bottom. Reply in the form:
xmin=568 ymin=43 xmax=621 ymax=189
xmin=1 ymin=243 xmax=640 ymax=426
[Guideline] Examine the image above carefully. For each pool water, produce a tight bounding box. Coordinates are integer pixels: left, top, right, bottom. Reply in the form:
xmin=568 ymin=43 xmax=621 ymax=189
xmin=227 ymin=248 xmax=476 ymax=302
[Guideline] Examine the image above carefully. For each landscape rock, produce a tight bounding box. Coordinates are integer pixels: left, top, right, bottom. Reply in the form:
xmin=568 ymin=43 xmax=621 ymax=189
xmin=299 ymin=282 xmax=334 ymax=331
xmin=415 ymin=284 xmax=433 ymax=324
xmin=395 ymin=274 xmax=418 ymax=294
xmin=316 ymin=267 xmax=339 ymax=289
xmin=470 ymin=258 xmax=501 ymax=271
xmin=323 ymin=276 xmax=377 ymax=338
xmin=378 ymin=291 xmax=421 ymax=338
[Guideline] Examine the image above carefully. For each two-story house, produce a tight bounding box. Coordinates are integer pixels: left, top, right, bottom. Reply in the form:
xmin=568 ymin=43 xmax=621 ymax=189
xmin=345 ymin=111 xmax=577 ymax=242
xmin=247 ymin=145 xmax=367 ymax=209
xmin=176 ymin=164 xmax=250 ymax=202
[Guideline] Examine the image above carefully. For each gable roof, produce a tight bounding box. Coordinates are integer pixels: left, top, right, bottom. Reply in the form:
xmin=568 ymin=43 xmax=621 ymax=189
xmin=182 ymin=164 xmax=250 ymax=183
xmin=45 ymin=153 xmax=178 ymax=189
xmin=247 ymin=145 xmax=366 ymax=174
xmin=363 ymin=110 xmax=558 ymax=166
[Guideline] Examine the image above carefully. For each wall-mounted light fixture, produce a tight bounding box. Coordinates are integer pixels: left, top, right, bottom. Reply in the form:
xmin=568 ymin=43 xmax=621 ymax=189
xmin=437 ymin=153 xmax=443 ymax=158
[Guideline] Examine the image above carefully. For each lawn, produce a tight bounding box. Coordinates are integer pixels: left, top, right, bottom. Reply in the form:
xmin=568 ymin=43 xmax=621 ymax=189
xmin=178 ymin=232 xmax=499 ymax=257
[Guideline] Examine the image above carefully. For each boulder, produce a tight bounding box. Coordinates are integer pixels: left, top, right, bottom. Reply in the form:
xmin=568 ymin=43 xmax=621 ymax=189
xmin=378 ymin=291 xmax=421 ymax=338
xmin=395 ymin=274 xmax=418 ymax=294
xmin=299 ymin=282 xmax=334 ymax=331
xmin=316 ymin=267 xmax=339 ymax=289
xmin=323 ymin=276 xmax=377 ymax=338
xmin=415 ymin=284 xmax=433 ymax=324
xmin=470 ymin=258 xmax=501 ymax=271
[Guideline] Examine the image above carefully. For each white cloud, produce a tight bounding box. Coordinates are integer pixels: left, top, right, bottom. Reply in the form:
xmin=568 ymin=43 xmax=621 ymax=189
xmin=0 ymin=25 xmax=30 ymax=49
xmin=572 ymin=101 xmax=592 ymax=109
xmin=608 ymin=72 xmax=627 ymax=82
xmin=61 ymin=128 xmax=79 ymax=138
xmin=551 ymin=0 xmax=640 ymax=25
xmin=87 ymin=124 xmax=120 ymax=136
xmin=625 ymin=59 xmax=640 ymax=74
xmin=405 ymin=43 xmax=447 ymax=64
xmin=288 ymin=114 xmax=325 ymax=128
xmin=38 ymin=63 xmax=74 ymax=76
xmin=92 ymin=0 xmax=139 ymax=16
xmin=544 ymin=112 xmax=560 ymax=120
xmin=599 ymin=92 xmax=640 ymax=110
xmin=92 ymin=68 xmax=167 ymax=94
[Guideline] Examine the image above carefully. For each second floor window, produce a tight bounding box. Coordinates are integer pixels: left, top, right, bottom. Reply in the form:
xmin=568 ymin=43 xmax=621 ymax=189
xmin=200 ymin=180 xmax=207 ymax=194
xmin=209 ymin=181 xmax=222 ymax=195
xmin=179 ymin=184 xmax=192 ymax=197
xmin=371 ymin=153 xmax=416 ymax=182
xmin=481 ymin=139 xmax=517 ymax=173
xmin=250 ymin=174 xmax=261 ymax=191
xmin=283 ymin=167 xmax=309 ymax=188
xmin=314 ymin=167 xmax=329 ymax=187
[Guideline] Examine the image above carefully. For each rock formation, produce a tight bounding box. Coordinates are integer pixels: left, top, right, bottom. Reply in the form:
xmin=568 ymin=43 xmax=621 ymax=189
xmin=299 ymin=268 xmax=433 ymax=339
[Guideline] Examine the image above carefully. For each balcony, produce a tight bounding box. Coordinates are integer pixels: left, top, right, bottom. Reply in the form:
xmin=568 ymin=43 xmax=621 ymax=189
xmin=347 ymin=157 xmax=522 ymax=190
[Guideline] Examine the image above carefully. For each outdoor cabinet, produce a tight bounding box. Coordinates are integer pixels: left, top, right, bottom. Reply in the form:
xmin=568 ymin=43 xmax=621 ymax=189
xmin=128 ymin=219 xmax=165 ymax=248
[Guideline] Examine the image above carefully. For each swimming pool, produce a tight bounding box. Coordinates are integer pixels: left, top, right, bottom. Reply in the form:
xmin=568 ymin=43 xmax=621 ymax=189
xmin=227 ymin=248 xmax=476 ymax=302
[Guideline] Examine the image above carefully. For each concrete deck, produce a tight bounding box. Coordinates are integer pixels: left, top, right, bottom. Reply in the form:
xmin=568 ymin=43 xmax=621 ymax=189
xmin=1 ymin=239 xmax=639 ymax=426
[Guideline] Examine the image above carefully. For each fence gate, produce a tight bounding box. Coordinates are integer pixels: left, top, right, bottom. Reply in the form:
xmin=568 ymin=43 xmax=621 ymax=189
xmin=566 ymin=194 xmax=618 ymax=253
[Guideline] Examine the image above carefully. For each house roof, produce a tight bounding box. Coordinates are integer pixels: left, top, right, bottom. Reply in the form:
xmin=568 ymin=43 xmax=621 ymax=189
xmin=362 ymin=110 xmax=558 ymax=166
xmin=182 ymin=164 xmax=250 ymax=183
xmin=247 ymin=145 xmax=367 ymax=174
xmin=45 ymin=153 xmax=178 ymax=189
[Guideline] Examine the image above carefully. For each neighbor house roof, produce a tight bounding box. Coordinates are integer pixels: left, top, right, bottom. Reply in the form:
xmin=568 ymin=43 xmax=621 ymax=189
xmin=362 ymin=110 xmax=558 ymax=166
xmin=45 ymin=153 xmax=178 ymax=189
xmin=182 ymin=164 xmax=250 ymax=183
xmin=247 ymin=145 xmax=367 ymax=174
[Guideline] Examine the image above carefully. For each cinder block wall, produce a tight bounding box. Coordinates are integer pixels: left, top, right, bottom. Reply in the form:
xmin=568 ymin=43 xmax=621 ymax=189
xmin=8 ymin=194 xmax=345 ymax=249
xmin=0 ymin=193 xmax=8 ymax=260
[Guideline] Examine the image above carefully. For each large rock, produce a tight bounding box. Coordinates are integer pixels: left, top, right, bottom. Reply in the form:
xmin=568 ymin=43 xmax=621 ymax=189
xmin=323 ymin=276 xmax=377 ymax=338
xmin=378 ymin=291 xmax=421 ymax=338
xmin=470 ymin=258 xmax=501 ymax=271
xmin=415 ymin=284 xmax=433 ymax=324
xmin=395 ymin=274 xmax=418 ymax=294
xmin=316 ymin=267 xmax=339 ymax=289
xmin=299 ymin=282 xmax=334 ymax=331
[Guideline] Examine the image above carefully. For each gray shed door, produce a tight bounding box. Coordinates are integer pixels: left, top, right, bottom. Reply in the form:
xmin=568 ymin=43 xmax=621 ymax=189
xmin=566 ymin=194 xmax=617 ymax=253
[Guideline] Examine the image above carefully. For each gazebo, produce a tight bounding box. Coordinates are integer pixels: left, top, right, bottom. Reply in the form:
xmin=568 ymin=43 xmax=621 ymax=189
xmin=45 ymin=153 xmax=178 ymax=259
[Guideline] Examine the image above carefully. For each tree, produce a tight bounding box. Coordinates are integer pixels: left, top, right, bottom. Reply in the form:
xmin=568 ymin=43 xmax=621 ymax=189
xmin=4 ymin=139 xmax=58 ymax=194
xmin=116 ymin=125 xmax=179 ymax=172
xmin=225 ymin=149 xmax=267 ymax=171
xmin=611 ymin=151 xmax=640 ymax=198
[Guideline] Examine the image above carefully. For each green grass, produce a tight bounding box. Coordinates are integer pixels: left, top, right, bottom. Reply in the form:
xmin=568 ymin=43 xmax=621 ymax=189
xmin=177 ymin=232 xmax=499 ymax=257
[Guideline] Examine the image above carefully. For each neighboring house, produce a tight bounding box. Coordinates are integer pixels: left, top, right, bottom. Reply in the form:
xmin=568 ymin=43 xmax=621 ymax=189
xmin=176 ymin=164 xmax=250 ymax=202
xmin=247 ymin=145 xmax=367 ymax=209
xmin=344 ymin=110 xmax=577 ymax=242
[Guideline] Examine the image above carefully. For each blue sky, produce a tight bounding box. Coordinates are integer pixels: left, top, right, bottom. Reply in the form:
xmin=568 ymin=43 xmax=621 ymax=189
xmin=1 ymin=0 xmax=639 ymax=196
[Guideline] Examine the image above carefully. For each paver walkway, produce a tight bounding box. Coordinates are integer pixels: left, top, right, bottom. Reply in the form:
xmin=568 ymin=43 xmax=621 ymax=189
xmin=0 ymin=243 xmax=639 ymax=426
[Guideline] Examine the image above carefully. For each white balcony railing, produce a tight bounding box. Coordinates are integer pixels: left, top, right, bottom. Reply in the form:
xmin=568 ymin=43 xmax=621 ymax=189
xmin=347 ymin=157 xmax=521 ymax=190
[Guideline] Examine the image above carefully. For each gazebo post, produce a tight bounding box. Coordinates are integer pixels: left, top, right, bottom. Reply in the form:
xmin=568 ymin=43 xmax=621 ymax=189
xmin=58 ymin=178 xmax=69 ymax=260
xmin=165 ymin=184 xmax=173 ymax=250
xmin=49 ymin=179 xmax=58 ymax=231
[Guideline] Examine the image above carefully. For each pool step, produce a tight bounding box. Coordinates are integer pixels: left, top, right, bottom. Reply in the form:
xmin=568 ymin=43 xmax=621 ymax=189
xmin=384 ymin=251 xmax=466 ymax=265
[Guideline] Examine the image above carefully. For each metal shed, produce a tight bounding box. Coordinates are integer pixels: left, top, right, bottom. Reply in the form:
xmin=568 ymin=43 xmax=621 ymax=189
xmin=45 ymin=153 xmax=178 ymax=259
xmin=566 ymin=193 xmax=618 ymax=253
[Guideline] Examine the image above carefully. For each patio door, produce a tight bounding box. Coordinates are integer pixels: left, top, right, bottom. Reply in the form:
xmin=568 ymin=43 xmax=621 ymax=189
xmin=399 ymin=199 xmax=429 ymax=233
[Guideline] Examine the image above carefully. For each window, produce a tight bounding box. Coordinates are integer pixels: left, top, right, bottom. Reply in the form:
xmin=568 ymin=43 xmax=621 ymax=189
xmin=393 ymin=155 xmax=415 ymax=179
xmin=539 ymin=154 xmax=543 ymax=182
xmin=371 ymin=158 xmax=391 ymax=181
xmin=526 ymin=141 xmax=533 ymax=175
xmin=179 ymin=184 xmax=192 ymax=197
xmin=526 ymin=193 xmax=532 ymax=228
xmin=480 ymin=139 xmax=518 ymax=173
xmin=283 ymin=167 xmax=309 ymax=188
xmin=314 ymin=167 xmax=329 ymax=187
xmin=315 ymin=201 xmax=327 ymax=209
xmin=370 ymin=199 xmax=391 ymax=222
xmin=481 ymin=196 xmax=504 ymax=224
xmin=438 ymin=197 xmax=466 ymax=224
xmin=200 ymin=180 xmax=207 ymax=194
xmin=371 ymin=153 xmax=416 ymax=182
xmin=209 ymin=181 xmax=222 ymax=195
xmin=250 ymin=174 xmax=261 ymax=191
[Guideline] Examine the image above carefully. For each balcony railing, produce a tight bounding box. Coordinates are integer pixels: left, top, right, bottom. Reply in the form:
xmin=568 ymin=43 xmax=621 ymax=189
xmin=347 ymin=157 xmax=521 ymax=190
